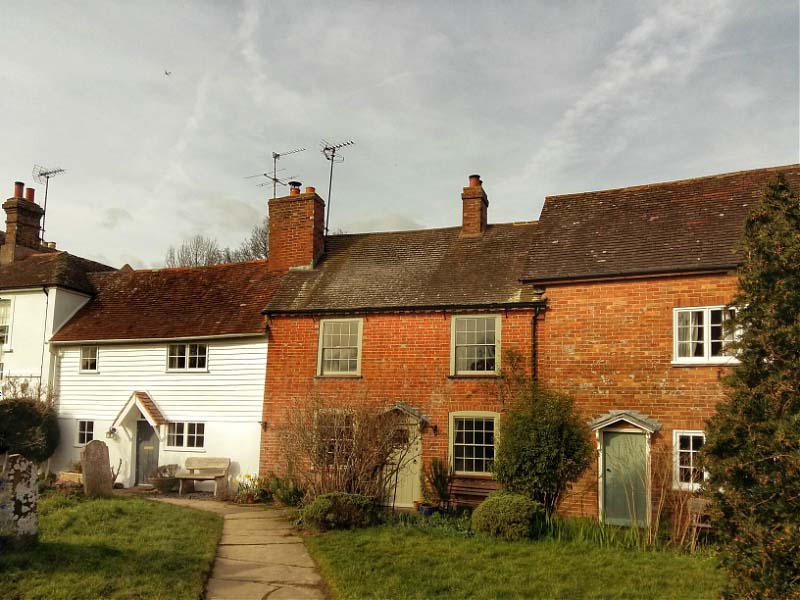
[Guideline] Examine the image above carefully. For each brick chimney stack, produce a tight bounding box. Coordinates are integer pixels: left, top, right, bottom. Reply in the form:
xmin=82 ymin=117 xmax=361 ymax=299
xmin=268 ymin=182 xmax=326 ymax=271
xmin=0 ymin=181 xmax=45 ymax=265
xmin=461 ymin=174 xmax=488 ymax=236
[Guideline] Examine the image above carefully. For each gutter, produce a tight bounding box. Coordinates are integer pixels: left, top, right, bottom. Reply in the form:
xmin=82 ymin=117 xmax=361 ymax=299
xmin=49 ymin=332 xmax=267 ymax=345
xmin=263 ymin=300 xmax=546 ymax=317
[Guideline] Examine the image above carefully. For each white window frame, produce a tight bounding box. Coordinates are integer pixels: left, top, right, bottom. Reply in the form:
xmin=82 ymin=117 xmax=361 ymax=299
xmin=80 ymin=346 xmax=99 ymax=372
xmin=165 ymin=421 xmax=206 ymax=450
xmin=76 ymin=420 xmax=95 ymax=446
xmin=166 ymin=343 xmax=209 ymax=372
xmin=448 ymin=411 xmax=500 ymax=476
xmin=672 ymin=306 xmax=740 ymax=365
xmin=450 ymin=314 xmax=501 ymax=376
xmin=317 ymin=318 xmax=363 ymax=377
xmin=0 ymin=296 xmax=14 ymax=351
xmin=673 ymin=429 xmax=707 ymax=491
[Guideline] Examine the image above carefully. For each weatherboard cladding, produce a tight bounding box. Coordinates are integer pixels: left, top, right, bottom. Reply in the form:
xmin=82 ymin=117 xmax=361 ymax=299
xmin=0 ymin=251 xmax=115 ymax=293
xmin=51 ymin=260 xmax=282 ymax=342
xmin=522 ymin=164 xmax=800 ymax=283
xmin=265 ymin=223 xmax=542 ymax=314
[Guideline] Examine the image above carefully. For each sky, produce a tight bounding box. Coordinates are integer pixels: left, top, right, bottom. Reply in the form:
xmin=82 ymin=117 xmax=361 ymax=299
xmin=1 ymin=0 xmax=798 ymax=268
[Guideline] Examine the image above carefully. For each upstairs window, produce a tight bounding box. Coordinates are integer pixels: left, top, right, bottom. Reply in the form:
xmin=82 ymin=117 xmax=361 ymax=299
xmin=451 ymin=315 xmax=501 ymax=375
xmin=318 ymin=319 xmax=362 ymax=376
xmin=167 ymin=343 xmax=208 ymax=371
xmin=673 ymin=307 xmax=739 ymax=364
xmin=80 ymin=346 xmax=99 ymax=372
xmin=167 ymin=422 xmax=205 ymax=448
xmin=673 ymin=430 xmax=707 ymax=491
xmin=77 ymin=420 xmax=94 ymax=445
xmin=0 ymin=298 xmax=11 ymax=346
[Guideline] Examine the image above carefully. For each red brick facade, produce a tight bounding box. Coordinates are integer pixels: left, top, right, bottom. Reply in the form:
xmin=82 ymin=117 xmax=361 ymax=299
xmin=537 ymin=272 xmax=739 ymax=517
xmin=261 ymin=309 xmax=535 ymax=490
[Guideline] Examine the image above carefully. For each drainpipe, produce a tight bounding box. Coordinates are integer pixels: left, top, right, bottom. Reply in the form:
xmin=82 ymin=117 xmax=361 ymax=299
xmin=531 ymin=305 xmax=544 ymax=383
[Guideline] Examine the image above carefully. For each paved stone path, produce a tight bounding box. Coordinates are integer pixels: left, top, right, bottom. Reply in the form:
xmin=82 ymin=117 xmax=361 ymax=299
xmin=158 ymin=498 xmax=326 ymax=600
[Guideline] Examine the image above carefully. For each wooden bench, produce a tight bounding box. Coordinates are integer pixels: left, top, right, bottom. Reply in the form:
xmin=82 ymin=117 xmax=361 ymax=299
xmin=450 ymin=476 xmax=499 ymax=507
xmin=176 ymin=457 xmax=230 ymax=498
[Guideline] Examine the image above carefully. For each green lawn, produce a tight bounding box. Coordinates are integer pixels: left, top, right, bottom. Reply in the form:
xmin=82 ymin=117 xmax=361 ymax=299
xmin=306 ymin=525 xmax=725 ymax=600
xmin=0 ymin=494 xmax=223 ymax=600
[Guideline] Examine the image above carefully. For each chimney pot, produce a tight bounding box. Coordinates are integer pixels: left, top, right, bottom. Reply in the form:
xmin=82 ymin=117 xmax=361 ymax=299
xmin=468 ymin=174 xmax=482 ymax=188
xmin=13 ymin=182 xmax=24 ymax=198
xmin=25 ymin=188 xmax=35 ymax=202
xmin=305 ymin=186 xmax=316 ymax=194
xmin=288 ymin=181 xmax=302 ymax=196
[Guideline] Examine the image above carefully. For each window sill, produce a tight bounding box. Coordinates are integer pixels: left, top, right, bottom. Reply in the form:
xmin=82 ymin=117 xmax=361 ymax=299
xmin=165 ymin=369 xmax=210 ymax=374
xmin=448 ymin=374 xmax=499 ymax=380
xmin=315 ymin=374 xmax=362 ymax=380
xmin=671 ymin=360 xmax=739 ymax=367
xmin=164 ymin=447 xmax=207 ymax=453
xmin=453 ymin=473 xmax=494 ymax=479
xmin=79 ymin=371 xmax=100 ymax=374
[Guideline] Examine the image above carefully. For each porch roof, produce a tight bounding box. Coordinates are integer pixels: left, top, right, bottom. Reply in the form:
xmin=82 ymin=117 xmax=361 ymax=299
xmin=589 ymin=410 xmax=662 ymax=434
xmin=112 ymin=391 xmax=167 ymax=430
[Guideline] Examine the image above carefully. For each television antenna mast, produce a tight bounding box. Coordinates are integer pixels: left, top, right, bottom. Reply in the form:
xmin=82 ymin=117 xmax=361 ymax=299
xmin=32 ymin=165 xmax=66 ymax=243
xmin=245 ymin=147 xmax=306 ymax=199
xmin=321 ymin=139 xmax=354 ymax=234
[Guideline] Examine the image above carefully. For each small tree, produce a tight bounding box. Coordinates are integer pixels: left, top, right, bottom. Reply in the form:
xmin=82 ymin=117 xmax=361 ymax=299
xmin=493 ymin=386 xmax=592 ymax=515
xmin=702 ymin=175 xmax=800 ymax=599
xmin=165 ymin=234 xmax=224 ymax=267
xmin=0 ymin=380 xmax=60 ymax=464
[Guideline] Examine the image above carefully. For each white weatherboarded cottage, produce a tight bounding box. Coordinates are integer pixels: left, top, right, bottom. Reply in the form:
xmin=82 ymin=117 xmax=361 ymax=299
xmin=49 ymin=260 xmax=280 ymax=490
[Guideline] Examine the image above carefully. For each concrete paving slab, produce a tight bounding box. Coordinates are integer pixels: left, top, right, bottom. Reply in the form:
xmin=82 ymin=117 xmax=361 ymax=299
xmin=219 ymin=534 xmax=303 ymax=545
xmin=269 ymin=584 xmax=326 ymax=600
xmin=217 ymin=543 xmax=317 ymax=568
xmin=211 ymin=558 xmax=322 ymax=585
xmin=205 ymin=578 xmax=278 ymax=599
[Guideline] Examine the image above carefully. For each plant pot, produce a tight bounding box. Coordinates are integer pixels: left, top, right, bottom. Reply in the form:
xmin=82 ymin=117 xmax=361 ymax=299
xmin=150 ymin=477 xmax=178 ymax=493
xmin=419 ymin=504 xmax=439 ymax=517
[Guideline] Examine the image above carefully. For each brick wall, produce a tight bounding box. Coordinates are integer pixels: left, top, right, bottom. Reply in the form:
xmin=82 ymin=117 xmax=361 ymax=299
xmin=260 ymin=309 xmax=534 ymax=479
xmin=267 ymin=192 xmax=325 ymax=271
xmin=537 ymin=272 xmax=739 ymax=517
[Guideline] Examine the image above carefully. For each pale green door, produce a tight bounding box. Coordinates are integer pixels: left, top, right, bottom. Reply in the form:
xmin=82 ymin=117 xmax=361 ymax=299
xmin=385 ymin=425 xmax=421 ymax=508
xmin=602 ymin=431 xmax=647 ymax=527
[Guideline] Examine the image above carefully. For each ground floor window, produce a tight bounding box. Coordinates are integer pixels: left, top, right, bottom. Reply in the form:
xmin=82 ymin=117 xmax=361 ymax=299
xmin=449 ymin=412 xmax=498 ymax=475
xmin=77 ymin=420 xmax=94 ymax=445
xmin=167 ymin=422 xmax=205 ymax=448
xmin=673 ymin=430 xmax=706 ymax=490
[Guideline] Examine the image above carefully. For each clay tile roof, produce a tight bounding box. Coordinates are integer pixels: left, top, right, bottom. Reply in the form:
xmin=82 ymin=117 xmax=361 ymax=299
xmin=0 ymin=251 xmax=115 ymax=293
xmin=521 ymin=165 xmax=800 ymax=283
xmin=265 ymin=223 xmax=543 ymax=315
xmin=134 ymin=391 xmax=166 ymax=426
xmin=111 ymin=391 xmax=166 ymax=428
xmin=52 ymin=260 xmax=282 ymax=342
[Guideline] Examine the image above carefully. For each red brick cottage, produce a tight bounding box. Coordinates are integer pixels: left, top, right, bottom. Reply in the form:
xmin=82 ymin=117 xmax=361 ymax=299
xmin=260 ymin=165 xmax=799 ymax=522
xmin=261 ymin=178 xmax=542 ymax=507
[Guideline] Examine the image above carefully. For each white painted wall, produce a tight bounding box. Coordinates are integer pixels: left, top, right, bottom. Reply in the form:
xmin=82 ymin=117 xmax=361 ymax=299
xmin=51 ymin=336 xmax=267 ymax=490
xmin=0 ymin=287 xmax=90 ymax=387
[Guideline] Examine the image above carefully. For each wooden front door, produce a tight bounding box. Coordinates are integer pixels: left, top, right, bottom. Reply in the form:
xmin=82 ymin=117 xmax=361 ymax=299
xmin=135 ymin=421 xmax=159 ymax=485
xmin=602 ymin=431 xmax=647 ymax=527
xmin=385 ymin=425 xmax=421 ymax=508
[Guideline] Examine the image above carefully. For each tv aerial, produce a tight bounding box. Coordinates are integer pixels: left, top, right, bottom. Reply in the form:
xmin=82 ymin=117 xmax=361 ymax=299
xmin=320 ymin=139 xmax=354 ymax=234
xmin=245 ymin=147 xmax=306 ymax=199
xmin=32 ymin=165 xmax=66 ymax=243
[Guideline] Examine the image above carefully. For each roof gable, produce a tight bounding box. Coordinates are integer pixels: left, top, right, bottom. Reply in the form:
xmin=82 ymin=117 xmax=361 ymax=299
xmin=522 ymin=165 xmax=800 ymax=283
xmin=52 ymin=260 xmax=282 ymax=342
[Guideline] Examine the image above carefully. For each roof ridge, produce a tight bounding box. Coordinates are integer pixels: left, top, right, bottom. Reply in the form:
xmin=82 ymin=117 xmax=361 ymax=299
xmin=126 ymin=258 xmax=269 ymax=274
xmin=329 ymin=220 xmax=540 ymax=239
xmin=545 ymin=163 xmax=800 ymax=202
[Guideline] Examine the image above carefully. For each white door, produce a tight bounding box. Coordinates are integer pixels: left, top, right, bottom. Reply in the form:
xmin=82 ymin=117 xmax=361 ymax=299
xmin=385 ymin=424 xmax=421 ymax=508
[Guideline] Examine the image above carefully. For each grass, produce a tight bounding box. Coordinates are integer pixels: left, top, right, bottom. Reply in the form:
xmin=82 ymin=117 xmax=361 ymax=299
xmin=0 ymin=493 xmax=223 ymax=600
xmin=306 ymin=524 xmax=725 ymax=600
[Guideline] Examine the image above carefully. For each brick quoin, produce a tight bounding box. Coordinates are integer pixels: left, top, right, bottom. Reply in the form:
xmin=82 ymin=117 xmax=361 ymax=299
xmin=537 ymin=272 xmax=739 ymax=518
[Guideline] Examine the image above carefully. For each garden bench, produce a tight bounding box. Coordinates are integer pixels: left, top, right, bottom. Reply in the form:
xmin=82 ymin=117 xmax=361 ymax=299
xmin=176 ymin=457 xmax=230 ymax=498
xmin=450 ymin=476 xmax=499 ymax=507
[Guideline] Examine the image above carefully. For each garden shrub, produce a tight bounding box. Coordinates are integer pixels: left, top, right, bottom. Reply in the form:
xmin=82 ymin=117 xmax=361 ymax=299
xmin=268 ymin=473 xmax=304 ymax=506
xmin=471 ymin=491 xmax=544 ymax=541
xmin=492 ymin=386 xmax=592 ymax=515
xmin=0 ymin=397 xmax=60 ymax=462
xmin=301 ymin=492 xmax=379 ymax=530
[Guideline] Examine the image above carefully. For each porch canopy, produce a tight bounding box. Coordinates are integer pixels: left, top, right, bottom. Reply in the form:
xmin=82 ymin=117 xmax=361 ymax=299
xmin=589 ymin=409 xmax=661 ymax=433
xmin=111 ymin=391 xmax=167 ymax=430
